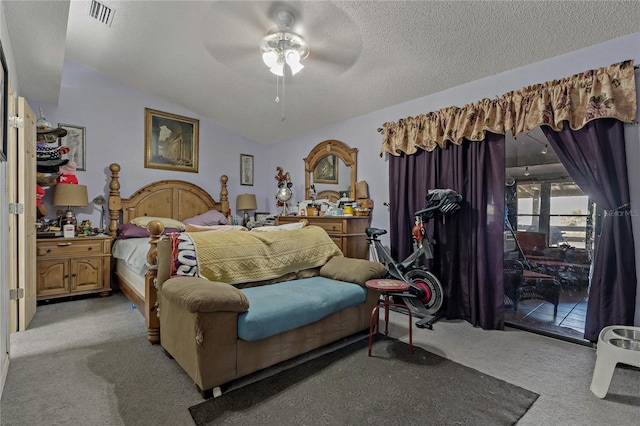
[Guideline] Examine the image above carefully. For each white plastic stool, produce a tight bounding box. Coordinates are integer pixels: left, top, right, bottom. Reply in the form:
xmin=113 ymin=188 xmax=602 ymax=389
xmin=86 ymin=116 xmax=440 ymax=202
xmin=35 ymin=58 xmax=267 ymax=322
xmin=590 ymin=325 xmax=640 ymax=398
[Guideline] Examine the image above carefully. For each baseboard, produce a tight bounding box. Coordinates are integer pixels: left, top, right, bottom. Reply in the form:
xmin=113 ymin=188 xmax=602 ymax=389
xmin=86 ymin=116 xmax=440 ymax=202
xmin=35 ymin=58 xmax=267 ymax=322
xmin=0 ymin=353 xmax=9 ymax=400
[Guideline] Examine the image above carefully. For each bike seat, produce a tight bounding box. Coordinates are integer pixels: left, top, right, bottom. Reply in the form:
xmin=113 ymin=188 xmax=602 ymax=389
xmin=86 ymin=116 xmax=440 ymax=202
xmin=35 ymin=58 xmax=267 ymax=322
xmin=366 ymin=227 xmax=387 ymax=238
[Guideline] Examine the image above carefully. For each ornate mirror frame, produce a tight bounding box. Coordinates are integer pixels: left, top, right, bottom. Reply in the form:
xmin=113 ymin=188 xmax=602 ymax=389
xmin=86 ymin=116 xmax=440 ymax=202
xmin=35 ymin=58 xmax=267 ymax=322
xmin=304 ymin=139 xmax=358 ymax=200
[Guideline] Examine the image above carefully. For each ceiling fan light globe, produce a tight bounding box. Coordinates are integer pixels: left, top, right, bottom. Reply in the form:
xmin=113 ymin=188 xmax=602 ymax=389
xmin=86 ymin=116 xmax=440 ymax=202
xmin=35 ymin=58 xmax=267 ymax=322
xmin=288 ymin=61 xmax=304 ymax=75
xmin=262 ymin=51 xmax=279 ymax=68
xmin=270 ymin=64 xmax=284 ymax=76
xmin=285 ymin=49 xmax=300 ymax=63
xmin=285 ymin=49 xmax=304 ymax=75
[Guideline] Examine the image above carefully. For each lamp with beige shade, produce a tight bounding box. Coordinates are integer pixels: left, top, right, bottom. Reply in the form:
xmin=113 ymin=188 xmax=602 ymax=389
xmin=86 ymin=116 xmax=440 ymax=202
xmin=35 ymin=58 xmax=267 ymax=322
xmin=236 ymin=193 xmax=257 ymax=227
xmin=53 ymin=184 xmax=89 ymax=234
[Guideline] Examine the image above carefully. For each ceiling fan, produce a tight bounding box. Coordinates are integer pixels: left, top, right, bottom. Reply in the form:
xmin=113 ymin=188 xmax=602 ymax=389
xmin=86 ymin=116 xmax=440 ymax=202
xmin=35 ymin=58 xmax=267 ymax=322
xmin=201 ymin=1 xmax=363 ymax=81
xmin=259 ymin=9 xmax=309 ymax=77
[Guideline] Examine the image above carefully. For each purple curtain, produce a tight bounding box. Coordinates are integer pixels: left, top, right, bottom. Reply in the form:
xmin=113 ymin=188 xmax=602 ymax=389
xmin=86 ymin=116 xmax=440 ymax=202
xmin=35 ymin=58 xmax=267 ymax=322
xmin=542 ymin=119 xmax=637 ymax=342
xmin=388 ymin=133 xmax=505 ymax=329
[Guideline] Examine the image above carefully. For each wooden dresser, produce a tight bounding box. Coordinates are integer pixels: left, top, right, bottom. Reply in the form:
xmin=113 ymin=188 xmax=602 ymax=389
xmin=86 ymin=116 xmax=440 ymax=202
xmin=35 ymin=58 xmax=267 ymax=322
xmin=276 ymin=215 xmax=371 ymax=259
xmin=36 ymin=235 xmax=113 ymax=301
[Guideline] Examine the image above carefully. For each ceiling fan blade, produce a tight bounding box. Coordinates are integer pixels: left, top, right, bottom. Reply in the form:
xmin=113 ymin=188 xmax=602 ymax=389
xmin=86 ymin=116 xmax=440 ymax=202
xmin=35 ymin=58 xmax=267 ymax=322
xmin=203 ymin=43 xmax=258 ymax=64
xmin=308 ymin=42 xmax=361 ymax=75
xmin=296 ymin=3 xmax=363 ymax=75
xmin=202 ymin=1 xmax=273 ymax=34
xmin=200 ymin=1 xmax=272 ymax=65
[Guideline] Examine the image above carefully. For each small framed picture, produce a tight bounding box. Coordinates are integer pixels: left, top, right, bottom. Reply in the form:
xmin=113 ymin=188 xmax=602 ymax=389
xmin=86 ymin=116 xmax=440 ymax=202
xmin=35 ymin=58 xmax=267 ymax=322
xmin=58 ymin=124 xmax=86 ymax=171
xmin=240 ymin=154 xmax=254 ymax=186
xmin=255 ymin=212 xmax=271 ymax=222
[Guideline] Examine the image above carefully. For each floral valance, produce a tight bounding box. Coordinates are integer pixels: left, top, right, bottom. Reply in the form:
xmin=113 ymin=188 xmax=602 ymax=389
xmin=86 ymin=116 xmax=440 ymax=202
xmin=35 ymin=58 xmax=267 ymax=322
xmin=380 ymin=60 xmax=637 ymax=156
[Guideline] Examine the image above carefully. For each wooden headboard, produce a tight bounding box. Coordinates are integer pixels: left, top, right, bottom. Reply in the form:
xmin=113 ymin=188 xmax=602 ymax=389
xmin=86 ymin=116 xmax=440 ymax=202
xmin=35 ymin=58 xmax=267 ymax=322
xmin=107 ymin=163 xmax=229 ymax=237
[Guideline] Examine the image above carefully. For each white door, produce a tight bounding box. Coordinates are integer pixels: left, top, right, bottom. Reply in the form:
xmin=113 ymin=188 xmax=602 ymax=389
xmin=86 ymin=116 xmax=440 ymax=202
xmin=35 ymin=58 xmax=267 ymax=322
xmin=18 ymin=97 xmax=37 ymax=330
xmin=14 ymin=97 xmax=36 ymax=331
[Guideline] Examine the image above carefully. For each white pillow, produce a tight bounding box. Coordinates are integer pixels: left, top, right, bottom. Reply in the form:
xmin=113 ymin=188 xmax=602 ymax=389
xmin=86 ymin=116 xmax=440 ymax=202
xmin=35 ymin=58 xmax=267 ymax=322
xmin=130 ymin=216 xmax=186 ymax=231
xmin=251 ymin=220 xmax=307 ymax=232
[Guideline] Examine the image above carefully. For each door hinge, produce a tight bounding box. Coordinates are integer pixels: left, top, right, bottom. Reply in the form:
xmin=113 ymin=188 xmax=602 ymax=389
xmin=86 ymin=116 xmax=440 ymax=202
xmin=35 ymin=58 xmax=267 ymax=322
xmin=9 ymin=288 xmax=25 ymax=300
xmin=8 ymin=116 xmax=24 ymax=129
xmin=9 ymin=203 xmax=24 ymax=214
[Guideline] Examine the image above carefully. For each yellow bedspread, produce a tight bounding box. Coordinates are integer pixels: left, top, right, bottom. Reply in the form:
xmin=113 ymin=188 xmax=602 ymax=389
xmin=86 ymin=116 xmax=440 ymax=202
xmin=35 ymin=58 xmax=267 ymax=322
xmin=188 ymin=225 xmax=343 ymax=284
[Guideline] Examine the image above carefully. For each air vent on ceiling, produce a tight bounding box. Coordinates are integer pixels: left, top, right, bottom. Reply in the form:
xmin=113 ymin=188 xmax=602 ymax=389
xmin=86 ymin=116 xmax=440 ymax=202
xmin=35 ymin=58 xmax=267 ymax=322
xmin=89 ymin=0 xmax=115 ymax=27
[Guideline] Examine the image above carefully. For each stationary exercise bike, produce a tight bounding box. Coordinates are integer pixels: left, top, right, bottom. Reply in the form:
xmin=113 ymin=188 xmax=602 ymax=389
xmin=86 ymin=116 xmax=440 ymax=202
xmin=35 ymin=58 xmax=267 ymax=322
xmin=366 ymin=189 xmax=463 ymax=329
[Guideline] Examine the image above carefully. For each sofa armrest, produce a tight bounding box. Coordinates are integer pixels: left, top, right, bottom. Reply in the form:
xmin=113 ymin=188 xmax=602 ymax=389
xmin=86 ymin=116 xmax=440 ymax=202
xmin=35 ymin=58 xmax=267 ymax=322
xmin=162 ymin=277 xmax=249 ymax=313
xmin=319 ymin=256 xmax=387 ymax=285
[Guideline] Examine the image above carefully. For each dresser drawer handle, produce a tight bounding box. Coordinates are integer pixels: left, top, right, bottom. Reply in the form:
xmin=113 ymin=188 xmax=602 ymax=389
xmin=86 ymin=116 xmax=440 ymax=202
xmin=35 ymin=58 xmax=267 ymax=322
xmin=46 ymin=249 xmax=52 ymax=253
xmin=87 ymin=247 xmax=93 ymax=251
xmin=57 ymin=242 xmax=72 ymax=247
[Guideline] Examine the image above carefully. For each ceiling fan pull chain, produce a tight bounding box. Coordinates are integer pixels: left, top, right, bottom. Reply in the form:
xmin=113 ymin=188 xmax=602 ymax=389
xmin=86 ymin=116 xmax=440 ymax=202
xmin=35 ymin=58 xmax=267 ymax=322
xmin=281 ymin=72 xmax=286 ymax=121
xmin=275 ymin=75 xmax=280 ymax=103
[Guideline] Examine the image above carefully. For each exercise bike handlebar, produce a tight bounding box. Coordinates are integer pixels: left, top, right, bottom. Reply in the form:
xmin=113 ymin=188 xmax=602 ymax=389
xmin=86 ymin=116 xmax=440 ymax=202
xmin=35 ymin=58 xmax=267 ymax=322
xmin=413 ymin=191 xmax=462 ymax=218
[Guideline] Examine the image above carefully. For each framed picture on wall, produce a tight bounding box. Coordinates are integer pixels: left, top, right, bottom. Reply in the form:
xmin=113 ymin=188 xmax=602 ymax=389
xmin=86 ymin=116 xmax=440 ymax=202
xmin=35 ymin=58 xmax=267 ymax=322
xmin=58 ymin=124 xmax=86 ymax=171
xmin=240 ymin=154 xmax=254 ymax=186
xmin=144 ymin=108 xmax=199 ymax=173
xmin=314 ymin=155 xmax=338 ymax=184
xmin=0 ymin=39 xmax=8 ymax=162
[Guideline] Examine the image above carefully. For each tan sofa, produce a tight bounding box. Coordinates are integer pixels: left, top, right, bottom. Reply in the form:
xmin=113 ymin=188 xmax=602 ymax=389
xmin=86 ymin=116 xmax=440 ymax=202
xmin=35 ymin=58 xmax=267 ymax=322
xmin=153 ymin=228 xmax=386 ymax=398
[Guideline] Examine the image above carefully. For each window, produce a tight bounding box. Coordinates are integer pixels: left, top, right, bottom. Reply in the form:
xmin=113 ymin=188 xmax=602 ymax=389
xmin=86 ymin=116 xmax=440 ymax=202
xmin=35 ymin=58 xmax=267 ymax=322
xmin=516 ymin=181 xmax=593 ymax=249
xmin=516 ymin=183 xmax=541 ymax=233
xmin=549 ymin=182 xmax=591 ymax=249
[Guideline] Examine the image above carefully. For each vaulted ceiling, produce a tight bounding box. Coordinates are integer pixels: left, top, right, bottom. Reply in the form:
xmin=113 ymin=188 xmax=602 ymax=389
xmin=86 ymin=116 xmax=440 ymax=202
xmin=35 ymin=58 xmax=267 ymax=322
xmin=4 ymin=1 xmax=639 ymax=146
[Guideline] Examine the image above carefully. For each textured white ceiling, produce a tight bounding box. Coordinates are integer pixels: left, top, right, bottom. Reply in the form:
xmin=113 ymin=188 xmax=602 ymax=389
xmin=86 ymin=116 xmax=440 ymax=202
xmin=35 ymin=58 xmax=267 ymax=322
xmin=5 ymin=1 xmax=640 ymax=144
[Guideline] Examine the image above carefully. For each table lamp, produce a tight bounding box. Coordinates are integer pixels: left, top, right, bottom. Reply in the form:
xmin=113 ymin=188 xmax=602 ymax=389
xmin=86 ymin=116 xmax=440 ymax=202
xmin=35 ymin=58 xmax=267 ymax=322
xmin=53 ymin=184 xmax=89 ymax=231
xmin=236 ymin=193 xmax=257 ymax=226
xmin=91 ymin=194 xmax=107 ymax=232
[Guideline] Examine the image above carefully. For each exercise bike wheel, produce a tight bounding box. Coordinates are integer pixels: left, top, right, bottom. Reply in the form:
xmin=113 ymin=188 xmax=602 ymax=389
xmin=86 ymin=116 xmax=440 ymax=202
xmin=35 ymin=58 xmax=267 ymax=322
xmin=402 ymin=268 xmax=444 ymax=316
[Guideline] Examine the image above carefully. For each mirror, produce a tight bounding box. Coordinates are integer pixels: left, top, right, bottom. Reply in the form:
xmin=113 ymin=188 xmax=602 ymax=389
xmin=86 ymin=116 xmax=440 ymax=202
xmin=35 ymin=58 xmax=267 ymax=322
xmin=304 ymin=139 xmax=357 ymax=201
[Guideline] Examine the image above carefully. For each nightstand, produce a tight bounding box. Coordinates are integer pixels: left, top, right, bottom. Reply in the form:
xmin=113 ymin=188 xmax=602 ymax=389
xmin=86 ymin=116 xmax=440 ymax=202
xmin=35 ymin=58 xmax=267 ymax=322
xmin=36 ymin=235 xmax=112 ymax=301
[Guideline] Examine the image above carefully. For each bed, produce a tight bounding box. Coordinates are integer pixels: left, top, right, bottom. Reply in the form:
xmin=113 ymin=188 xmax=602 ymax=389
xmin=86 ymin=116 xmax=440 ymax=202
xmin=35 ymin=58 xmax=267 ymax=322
xmin=107 ymin=163 xmax=229 ymax=343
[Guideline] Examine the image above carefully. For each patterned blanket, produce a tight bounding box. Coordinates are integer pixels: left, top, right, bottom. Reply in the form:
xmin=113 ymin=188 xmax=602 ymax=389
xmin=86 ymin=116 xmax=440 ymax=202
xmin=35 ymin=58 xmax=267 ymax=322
xmin=170 ymin=225 xmax=343 ymax=284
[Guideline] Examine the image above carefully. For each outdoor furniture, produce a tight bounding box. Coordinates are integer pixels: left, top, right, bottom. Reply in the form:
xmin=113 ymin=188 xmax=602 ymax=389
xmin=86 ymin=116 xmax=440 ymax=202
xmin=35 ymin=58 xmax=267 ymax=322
xmin=519 ymin=270 xmax=560 ymax=315
xmin=504 ymin=259 xmax=524 ymax=311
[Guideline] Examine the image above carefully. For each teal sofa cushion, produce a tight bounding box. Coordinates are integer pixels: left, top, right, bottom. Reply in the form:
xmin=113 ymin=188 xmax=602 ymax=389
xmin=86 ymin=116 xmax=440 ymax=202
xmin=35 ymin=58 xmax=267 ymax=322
xmin=237 ymin=277 xmax=367 ymax=341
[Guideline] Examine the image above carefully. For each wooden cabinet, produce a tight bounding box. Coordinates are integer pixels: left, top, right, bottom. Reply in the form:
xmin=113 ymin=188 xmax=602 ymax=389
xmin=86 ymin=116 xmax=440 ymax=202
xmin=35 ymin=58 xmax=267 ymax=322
xmin=276 ymin=215 xmax=371 ymax=259
xmin=36 ymin=235 xmax=112 ymax=301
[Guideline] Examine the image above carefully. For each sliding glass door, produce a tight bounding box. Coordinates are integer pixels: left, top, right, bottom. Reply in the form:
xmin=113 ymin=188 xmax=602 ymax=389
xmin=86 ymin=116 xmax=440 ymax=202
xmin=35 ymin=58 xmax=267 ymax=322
xmin=504 ymin=129 xmax=595 ymax=344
